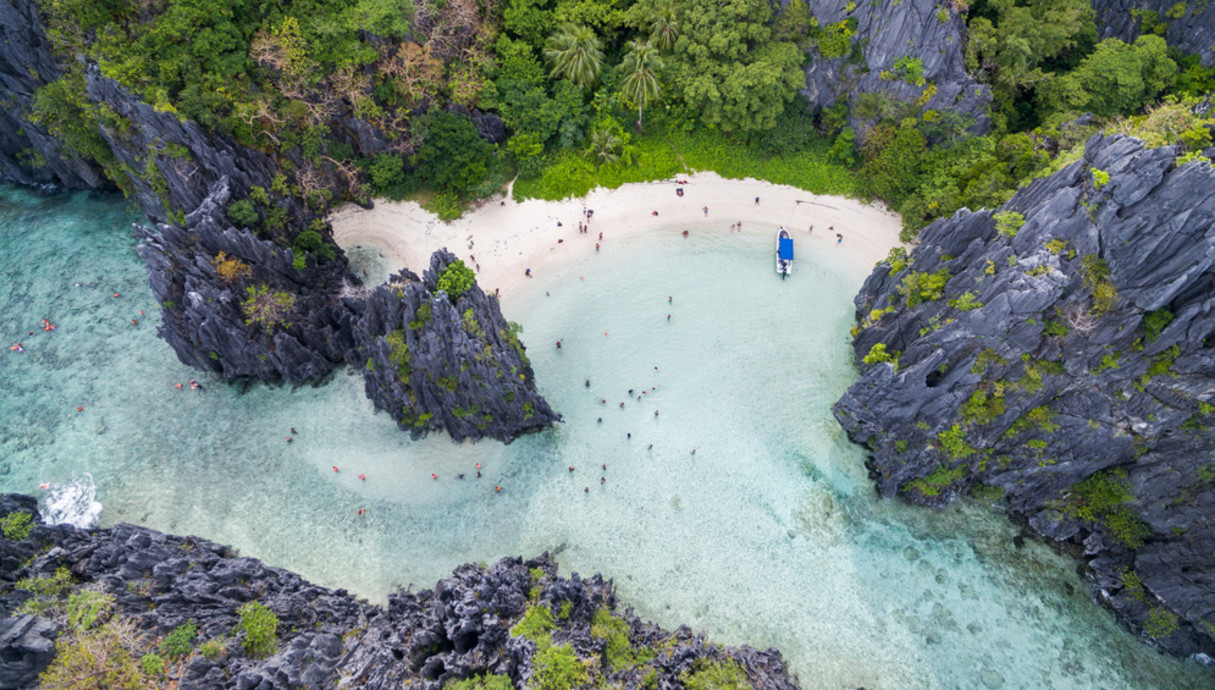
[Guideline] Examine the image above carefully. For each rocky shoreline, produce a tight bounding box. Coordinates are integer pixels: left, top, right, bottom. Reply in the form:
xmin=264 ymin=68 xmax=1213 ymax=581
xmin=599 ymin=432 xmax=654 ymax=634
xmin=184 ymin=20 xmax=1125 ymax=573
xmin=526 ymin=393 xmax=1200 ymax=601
xmin=0 ymin=494 xmax=797 ymax=689
xmin=835 ymin=133 xmax=1215 ymax=658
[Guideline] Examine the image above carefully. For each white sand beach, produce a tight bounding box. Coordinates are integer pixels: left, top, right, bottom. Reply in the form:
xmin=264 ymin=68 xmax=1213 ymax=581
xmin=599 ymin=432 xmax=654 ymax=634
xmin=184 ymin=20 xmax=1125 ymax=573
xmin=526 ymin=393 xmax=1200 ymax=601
xmin=329 ymin=172 xmax=904 ymax=298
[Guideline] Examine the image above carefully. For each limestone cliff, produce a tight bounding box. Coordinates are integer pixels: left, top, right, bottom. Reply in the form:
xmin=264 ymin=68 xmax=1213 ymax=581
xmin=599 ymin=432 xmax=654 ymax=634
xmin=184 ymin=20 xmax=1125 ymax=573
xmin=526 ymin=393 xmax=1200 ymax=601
xmin=835 ymin=133 xmax=1215 ymax=656
xmin=353 ymin=251 xmax=559 ymax=443
xmin=1094 ymin=0 xmax=1215 ymax=66
xmin=798 ymin=0 xmax=991 ymax=135
xmin=0 ymin=495 xmax=796 ymax=690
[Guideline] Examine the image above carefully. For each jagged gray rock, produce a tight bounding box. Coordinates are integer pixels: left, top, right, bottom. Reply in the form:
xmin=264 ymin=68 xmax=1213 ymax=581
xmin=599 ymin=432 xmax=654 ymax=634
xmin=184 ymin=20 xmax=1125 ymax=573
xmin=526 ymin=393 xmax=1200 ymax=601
xmin=798 ymin=0 xmax=991 ymax=135
xmin=352 ymin=251 xmax=560 ymax=442
xmin=1094 ymin=0 xmax=1215 ymax=66
xmin=0 ymin=0 xmax=106 ymax=189
xmin=135 ymin=178 xmax=556 ymax=442
xmin=834 ymin=133 xmax=1215 ymax=657
xmin=0 ymin=496 xmax=797 ymax=690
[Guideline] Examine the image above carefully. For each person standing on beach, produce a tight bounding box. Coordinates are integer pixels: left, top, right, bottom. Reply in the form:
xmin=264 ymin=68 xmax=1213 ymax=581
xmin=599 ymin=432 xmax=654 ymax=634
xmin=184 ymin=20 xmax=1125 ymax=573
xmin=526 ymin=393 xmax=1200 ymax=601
xmin=754 ymin=196 xmax=760 ymax=205
xmin=702 ymin=206 xmax=708 ymax=216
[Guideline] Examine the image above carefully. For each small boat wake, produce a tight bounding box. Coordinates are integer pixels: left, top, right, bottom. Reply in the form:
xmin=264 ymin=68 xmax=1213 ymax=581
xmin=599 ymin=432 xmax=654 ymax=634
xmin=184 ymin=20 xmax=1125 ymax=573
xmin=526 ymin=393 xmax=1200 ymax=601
xmin=40 ymin=473 xmax=103 ymax=528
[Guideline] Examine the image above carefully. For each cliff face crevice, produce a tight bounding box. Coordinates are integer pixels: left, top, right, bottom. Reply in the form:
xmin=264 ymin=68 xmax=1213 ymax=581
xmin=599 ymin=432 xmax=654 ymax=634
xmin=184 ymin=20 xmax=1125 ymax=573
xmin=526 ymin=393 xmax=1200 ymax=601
xmin=835 ymin=133 xmax=1215 ymax=656
xmin=799 ymin=0 xmax=991 ymax=135
xmin=0 ymin=496 xmax=797 ymax=690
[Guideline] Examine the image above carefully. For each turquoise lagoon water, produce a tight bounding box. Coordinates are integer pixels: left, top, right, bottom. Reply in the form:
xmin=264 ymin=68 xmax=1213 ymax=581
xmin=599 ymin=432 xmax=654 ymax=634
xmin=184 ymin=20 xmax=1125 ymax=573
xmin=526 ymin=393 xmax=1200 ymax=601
xmin=1 ymin=183 xmax=1211 ymax=689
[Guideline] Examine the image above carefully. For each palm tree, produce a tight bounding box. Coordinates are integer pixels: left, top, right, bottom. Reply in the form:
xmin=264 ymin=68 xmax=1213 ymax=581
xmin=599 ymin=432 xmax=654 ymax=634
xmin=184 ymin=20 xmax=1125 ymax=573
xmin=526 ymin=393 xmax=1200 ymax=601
xmin=544 ymin=25 xmax=604 ymax=92
xmin=650 ymin=4 xmax=679 ymax=53
xmin=588 ymin=129 xmax=623 ymax=166
xmin=620 ymin=40 xmax=663 ymax=133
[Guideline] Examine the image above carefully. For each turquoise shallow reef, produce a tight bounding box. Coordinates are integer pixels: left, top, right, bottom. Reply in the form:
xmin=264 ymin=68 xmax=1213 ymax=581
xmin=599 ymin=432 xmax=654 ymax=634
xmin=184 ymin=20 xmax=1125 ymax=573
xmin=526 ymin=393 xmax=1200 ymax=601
xmin=1 ymin=183 xmax=1211 ymax=688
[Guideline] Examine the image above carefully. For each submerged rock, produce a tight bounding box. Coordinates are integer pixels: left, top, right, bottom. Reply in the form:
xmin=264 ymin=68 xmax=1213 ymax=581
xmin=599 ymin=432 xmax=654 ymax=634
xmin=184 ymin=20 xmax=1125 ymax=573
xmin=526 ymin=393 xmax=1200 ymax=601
xmin=834 ymin=133 xmax=1215 ymax=656
xmin=0 ymin=495 xmax=797 ymax=690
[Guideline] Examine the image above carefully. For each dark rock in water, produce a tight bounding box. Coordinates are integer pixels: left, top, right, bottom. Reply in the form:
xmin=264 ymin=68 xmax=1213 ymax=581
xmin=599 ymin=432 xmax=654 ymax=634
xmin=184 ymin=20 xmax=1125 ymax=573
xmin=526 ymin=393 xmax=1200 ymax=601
xmin=0 ymin=496 xmax=798 ymax=690
xmin=353 ymin=251 xmax=560 ymax=442
xmin=135 ymin=178 xmax=557 ymax=442
xmin=834 ymin=133 xmax=1215 ymax=657
xmin=134 ymin=178 xmax=358 ymax=384
xmin=798 ymin=0 xmax=991 ymax=136
xmin=1093 ymin=0 xmax=1215 ymax=67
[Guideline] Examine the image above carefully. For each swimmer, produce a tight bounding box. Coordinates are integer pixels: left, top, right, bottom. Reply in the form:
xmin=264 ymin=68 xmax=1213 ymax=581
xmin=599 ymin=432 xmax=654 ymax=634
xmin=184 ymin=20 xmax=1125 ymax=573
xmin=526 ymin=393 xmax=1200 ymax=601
xmin=597 ymin=417 xmax=603 ymax=423
xmin=333 ymin=466 xmax=339 ymax=472
xmin=432 ymin=473 xmax=438 ymax=480
xmin=174 ymin=383 xmax=182 ymax=389
xmin=113 ymin=293 xmax=120 ymax=298
xmin=628 ymin=389 xmax=634 ymax=396
xmin=73 ymin=282 xmax=83 ymax=287
xmin=647 ymin=444 xmax=652 ymax=450
xmin=569 ymin=466 xmax=575 ymax=472
xmin=691 ymin=449 xmax=696 ymax=455
xmin=668 ymin=296 xmax=672 ymax=304
xmin=619 ymin=402 xmax=624 ymax=408
xmin=681 ymin=230 xmax=688 ymax=237
xmin=9 ymin=343 xmax=23 ymax=353
xmin=189 ymin=380 xmax=200 ymax=391
xmin=598 ymin=232 xmax=603 ymax=241
xmin=654 ymin=410 xmax=659 ymax=417
xmin=667 ymin=314 xmax=671 ymax=321
xmin=602 ymin=464 xmax=607 ymax=470
xmin=495 ymin=486 xmax=501 ymax=493
xmin=286 ymin=436 xmax=292 ymax=443
xmin=555 ymin=340 xmax=562 ymax=350
xmin=476 ymin=463 xmax=482 ymax=469
xmin=359 ymin=508 xmax=365 ymax=516
xmin=457 ymin=474 xmax=465 ymax=480
xmin=359 ymin=473 xmax=366 ymax=480
xmin=584 ymin=486 xmax=589 ymax=493
xmin=76 ymin=406 xmax=83 ymax=412
xmin=477 ymin=471 xmax=482 ymax=478
xmin=40 ymin=483 xmax=48 ymax=490
xmin=585 ymin=379 xmax=590 ymax=388
xmin=627 ymin=433 xmax=631 ymax=439
xmin=600 ymin=477 xmax=606 ymax=484
xmin=599 ymin=398 xmax=606 ymax=404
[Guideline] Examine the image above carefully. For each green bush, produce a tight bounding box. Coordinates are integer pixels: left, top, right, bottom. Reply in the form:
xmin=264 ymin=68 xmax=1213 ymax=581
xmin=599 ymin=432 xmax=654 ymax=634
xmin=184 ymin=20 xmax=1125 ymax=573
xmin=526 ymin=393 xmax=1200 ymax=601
xmin=241 ymin=284 xmax=295 ymax=334
xmin=226 ymin=199 xmax=259 ymax=228
xmin=1144 ymin=607 xmax=1180 ymax=638
xmin=937 ymin=424 xmax=976 ymax=459
xmin=532 ymin=643 xmax=587 ymax=690
xmin=681 ymin=659 xmax=750 ymax=690
xmin=67 ymin=590 xmax=114 ymax=632
xmin=444 ymin=674 xmax=514 ymax=690
xmin=862 ymin=343 xmax=899 ymax=368
xmin=511 ymin=603 xmax=557 ymax=647
xmin=897 ymin=268 xmax=952 ymax=307
xmin=1065 ymin=468 xmax=1151 ymax=548
xmin=367 ymin=153 xmax=406 ymax=194
xmin=994 ymin=210 xmax=1025 ymax=238
xmin=590 ymin=607 xmax=640 ymax=670
xmin=1142 ymin=308 xmax=1174 ymax=343
xmin=140 ymin=652 xmax=165 ymax=677
xmin=1 ymin=511 xmax=34 ymax=541
xmin=436 ymin=260 xmax=476 ymax=301
xmin=199 ymin=635 xmax=227 ymax=659
xmin=160 ymin=620 xmax=197 ymax=660
xmin=235 ymin=601 xmax=278 ymax=659
xmin=39 ymin=621 xmax=146 ymax=690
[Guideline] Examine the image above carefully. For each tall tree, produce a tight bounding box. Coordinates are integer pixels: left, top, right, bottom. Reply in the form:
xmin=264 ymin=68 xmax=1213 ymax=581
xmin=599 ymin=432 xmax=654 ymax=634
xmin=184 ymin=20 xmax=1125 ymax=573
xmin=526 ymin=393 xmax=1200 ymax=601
xmin=543 ymin=24 xmax=604 ymax=91
xmin=649 ymin=3 xmax=679 ymax=53
xmin=619 ymin=40 xmax=663 ymax=132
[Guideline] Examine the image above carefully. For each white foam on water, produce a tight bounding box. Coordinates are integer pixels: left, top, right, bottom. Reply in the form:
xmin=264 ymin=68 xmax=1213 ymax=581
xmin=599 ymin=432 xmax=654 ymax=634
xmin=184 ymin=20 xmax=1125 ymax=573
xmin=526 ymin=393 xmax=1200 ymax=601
xmin=40 ymin=472 xmax=103 ymax=528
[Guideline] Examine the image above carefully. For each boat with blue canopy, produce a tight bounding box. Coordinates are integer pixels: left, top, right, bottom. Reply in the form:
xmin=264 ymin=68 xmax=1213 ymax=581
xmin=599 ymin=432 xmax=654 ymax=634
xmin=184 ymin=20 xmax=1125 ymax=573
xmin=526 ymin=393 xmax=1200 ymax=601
xmin=776 ymin=227 xmax=793 ymax=277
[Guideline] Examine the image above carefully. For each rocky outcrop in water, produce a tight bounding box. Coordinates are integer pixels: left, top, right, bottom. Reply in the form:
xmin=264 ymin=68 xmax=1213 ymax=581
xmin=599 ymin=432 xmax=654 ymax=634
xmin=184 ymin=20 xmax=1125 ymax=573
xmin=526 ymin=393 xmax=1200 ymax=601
xmin=134 ymin=178 xmax=359 ymax=384
xmin=1094 ymin=0 xmax=1215 ymax=66
xmin=0 ymin=495 xmax=797 ymax=690
xmin=353 ymin=251 xmax=559 ymax=442
xmin=135 ymin=178 xmax=555 ymax=442
xmin=799 ymin=0 xmax=991 ymax=135
xmin=834 ymin=133 xmax=1215 ymax=657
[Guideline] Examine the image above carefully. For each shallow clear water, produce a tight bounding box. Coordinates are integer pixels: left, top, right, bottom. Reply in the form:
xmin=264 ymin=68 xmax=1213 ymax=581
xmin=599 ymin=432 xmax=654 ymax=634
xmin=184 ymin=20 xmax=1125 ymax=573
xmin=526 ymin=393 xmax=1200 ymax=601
xmin=1 ymin=184 xmax=1211 ymax=689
